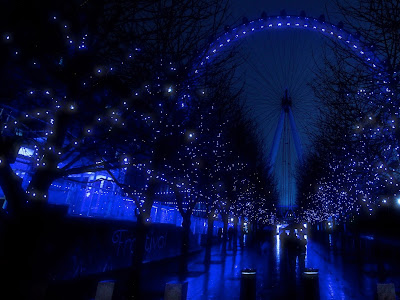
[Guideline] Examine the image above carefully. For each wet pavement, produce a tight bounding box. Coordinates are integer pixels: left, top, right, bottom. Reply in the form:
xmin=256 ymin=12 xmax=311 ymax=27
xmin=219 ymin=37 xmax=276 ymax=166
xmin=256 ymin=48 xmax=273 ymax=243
xmin=139 ymin=233 xmax=400 ymax=300
xmin=47 ymin=232 xmax=400 ymax=299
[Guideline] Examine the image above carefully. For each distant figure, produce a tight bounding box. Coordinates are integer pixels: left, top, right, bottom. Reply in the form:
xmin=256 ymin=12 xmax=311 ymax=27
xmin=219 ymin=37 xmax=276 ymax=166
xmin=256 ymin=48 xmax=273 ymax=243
xmin=239 ymin=225 xmax=245 ymax=248
xmin=287 ymin=229 xmax=299 ymax=253
xmin=260 ymin=240 xmax=268 ymax=254
xmin=298 ymin=233 xmax=307 ymax=254
xmin=217 ymin=227 xmax=223 ymax=240
xmin=228 ymin=226 xmax=234 ymax=241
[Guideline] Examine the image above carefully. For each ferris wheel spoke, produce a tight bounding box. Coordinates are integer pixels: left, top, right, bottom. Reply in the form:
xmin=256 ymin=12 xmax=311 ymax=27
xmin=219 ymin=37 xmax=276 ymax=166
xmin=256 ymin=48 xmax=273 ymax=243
xmin=237 ymin=25 xmax=328 ymax=213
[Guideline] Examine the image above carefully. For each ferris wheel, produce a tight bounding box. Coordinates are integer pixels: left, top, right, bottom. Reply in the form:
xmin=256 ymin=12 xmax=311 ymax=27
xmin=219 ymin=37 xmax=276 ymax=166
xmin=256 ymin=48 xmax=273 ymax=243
xmin=191 ymin=13 xmax=379 ymax=215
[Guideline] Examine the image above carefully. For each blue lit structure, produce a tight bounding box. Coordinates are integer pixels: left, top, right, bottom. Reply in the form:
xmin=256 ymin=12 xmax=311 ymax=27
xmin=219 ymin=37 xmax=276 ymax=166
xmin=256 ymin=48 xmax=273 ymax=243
xmin=0 ymin=145 xmax=226 ymax=236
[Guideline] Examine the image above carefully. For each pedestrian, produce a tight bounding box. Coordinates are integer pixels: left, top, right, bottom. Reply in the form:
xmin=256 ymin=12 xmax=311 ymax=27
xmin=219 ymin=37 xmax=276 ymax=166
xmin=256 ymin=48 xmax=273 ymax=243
xmin=228 ymin=226 xmax=234 ymax=241
xmin=217 ymin=227 xmax=223 ymax=240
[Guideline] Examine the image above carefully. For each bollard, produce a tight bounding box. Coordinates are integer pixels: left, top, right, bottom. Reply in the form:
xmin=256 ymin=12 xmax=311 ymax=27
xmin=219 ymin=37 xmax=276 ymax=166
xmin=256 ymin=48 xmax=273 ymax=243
xmin=240 ymin=268 xmax=256 ymax=300
xmin=95 ymin=280 xmax=115 ymax=300
xmin=377 ymin=283 xmax=395 ymax=300
xmin=303 ymin=268 xmax=319 ymax=300
xmin=164 ymin=281 xmax=188 ymax=300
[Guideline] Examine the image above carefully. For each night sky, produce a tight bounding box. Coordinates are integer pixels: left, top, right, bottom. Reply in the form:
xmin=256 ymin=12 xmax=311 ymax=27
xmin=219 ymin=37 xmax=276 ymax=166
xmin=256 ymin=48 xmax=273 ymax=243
xmin=231 ymin=0 xmax=335 ymax=21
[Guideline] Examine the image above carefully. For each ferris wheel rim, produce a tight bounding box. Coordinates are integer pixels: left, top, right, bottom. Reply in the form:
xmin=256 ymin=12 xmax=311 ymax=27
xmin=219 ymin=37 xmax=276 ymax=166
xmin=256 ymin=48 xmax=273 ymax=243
xmin=191 ymin=14 xmax=381 ymax=82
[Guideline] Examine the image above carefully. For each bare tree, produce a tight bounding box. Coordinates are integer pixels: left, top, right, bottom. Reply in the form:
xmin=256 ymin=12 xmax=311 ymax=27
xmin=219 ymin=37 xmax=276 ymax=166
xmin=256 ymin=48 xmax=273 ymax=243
xmin=298 ymin=0 xmax=400 ymax=222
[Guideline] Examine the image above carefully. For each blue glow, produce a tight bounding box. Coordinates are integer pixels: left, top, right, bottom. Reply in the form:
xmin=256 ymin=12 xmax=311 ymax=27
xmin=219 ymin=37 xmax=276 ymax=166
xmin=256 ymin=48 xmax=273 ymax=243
xmin=1 ymin=150 xmax=212 ymax=232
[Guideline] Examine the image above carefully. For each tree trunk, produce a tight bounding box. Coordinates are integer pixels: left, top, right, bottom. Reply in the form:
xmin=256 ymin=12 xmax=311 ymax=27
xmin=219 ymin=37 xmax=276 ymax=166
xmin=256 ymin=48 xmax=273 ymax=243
xmin=206 ymin=211 xmax=214 ymax=247
xmin=239 ymin=217 xmax=244 ymax=248
xmin=222 ymin=213 xmax=228 ymax=254
xmin=0 ymin=161 xmax=26 ymax=216
xmin=28 ymin=169 xmax=57 ymax=201
xmin=233 ymin=216 xmax=238 ymax=252
xmin=181 ymin=214 xmax=191 ymax=255
xmin=129 ymin=217 xmax=149 ymax=299
xmin=180 ymin=213 xmax=191 ymax=275
xmin=204 ymin=211 xmax=214 ymax=266
xmin=128 ymin=178 xmax=157 ymax=299
xmin=251 ymin=222 xmax=258 ymax=246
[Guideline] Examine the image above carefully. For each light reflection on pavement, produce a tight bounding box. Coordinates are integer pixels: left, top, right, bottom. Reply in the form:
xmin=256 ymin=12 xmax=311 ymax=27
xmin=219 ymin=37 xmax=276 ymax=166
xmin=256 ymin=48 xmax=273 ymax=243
xmin=170 ymin=234 xmax=400 ymax=300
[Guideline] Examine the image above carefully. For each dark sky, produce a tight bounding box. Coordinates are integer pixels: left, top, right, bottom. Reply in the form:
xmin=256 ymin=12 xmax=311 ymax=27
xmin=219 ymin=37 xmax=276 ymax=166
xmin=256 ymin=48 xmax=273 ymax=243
xmin=231 ymin=0 xmax=335 ymax=22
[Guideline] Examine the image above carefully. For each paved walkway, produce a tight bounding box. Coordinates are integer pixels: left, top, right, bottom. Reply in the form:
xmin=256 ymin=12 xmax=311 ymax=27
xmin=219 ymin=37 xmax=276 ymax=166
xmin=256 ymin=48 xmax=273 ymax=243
xmin=47 ymin=233 xmax=400 ymax=299
xmin=139 ymin=235 xmax=400 ymax=300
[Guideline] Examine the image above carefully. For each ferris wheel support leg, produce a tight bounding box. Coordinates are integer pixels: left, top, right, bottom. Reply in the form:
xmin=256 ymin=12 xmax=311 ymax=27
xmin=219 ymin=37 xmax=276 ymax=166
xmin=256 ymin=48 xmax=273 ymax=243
xmin=288 ymin=107 xmax=304 ymax=165
xmin=269 ymin=109 xmax=285 ymax=174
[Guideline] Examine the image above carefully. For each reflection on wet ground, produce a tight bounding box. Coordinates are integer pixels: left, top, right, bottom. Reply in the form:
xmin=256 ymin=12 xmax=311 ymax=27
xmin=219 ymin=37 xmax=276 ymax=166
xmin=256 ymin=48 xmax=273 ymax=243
xmin=148 ymin=233 xmax=400 ymax=300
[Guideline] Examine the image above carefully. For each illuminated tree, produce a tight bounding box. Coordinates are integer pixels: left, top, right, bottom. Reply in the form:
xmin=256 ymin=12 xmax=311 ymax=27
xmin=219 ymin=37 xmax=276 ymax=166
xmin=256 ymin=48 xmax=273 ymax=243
xmin=0 ymin=0 xmax=239 ymax=297
xmin=0 ymin=0 xmax=137 ymax=216
xmin=296 ymin=0 xmax=400 ymax=222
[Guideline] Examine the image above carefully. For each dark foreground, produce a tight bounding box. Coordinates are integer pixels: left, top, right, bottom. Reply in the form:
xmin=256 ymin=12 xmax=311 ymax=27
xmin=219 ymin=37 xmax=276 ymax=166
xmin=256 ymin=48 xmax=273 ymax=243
xmin=46 ymin=231 xmax=400 ymax=299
